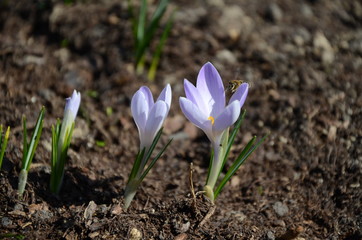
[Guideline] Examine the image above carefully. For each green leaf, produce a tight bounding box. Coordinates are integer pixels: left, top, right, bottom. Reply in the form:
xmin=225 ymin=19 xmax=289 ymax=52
xmin=96 ymin=140 xmax=106 ymax=147
xmin=217 ymin=110 xmax=246 ymax=180
xmin=135 ymin=0 xmax=169 ymax=65
xmin=0 ymin=125 xmax=3 ymax=146
xmin=140 ymin=137 xmax=172 ymax=181
xmin=22 ymin=116 xmax=28 ymax=167
xmin=147 ymin=9 xmax=175 ymax=81
xmin=136 ymin=0 xmax=147 ymax=48
xmin=127 ymin=0 xmax=137 ymax=39
xmin=141 ymin=127 xmax=164 ymax=169
xmin=0 ymin=126 xmax=10 ymax=169
xmin=214 ymin=134 xmax=268 ymax=199
xmin=105 ymin=107 xmax=113 ymax=116
xmin=23 ymin=107 xmax=45 ymax=171
xmin=128 ymin=148 xmax=145 ymax=182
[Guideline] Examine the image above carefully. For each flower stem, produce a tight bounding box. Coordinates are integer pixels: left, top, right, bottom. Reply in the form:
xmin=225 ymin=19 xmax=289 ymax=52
xmin=124 ymin=179 xmax=141 ymax=210
xmin=18 ymin=169 xmax=28 ymax=198
xmin=205 ymin=139 xmax=225 ymax=201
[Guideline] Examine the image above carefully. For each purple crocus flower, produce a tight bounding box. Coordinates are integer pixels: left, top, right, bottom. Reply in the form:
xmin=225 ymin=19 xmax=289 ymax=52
xmin=124 ymin=84 xmax=171 ymax=209
xmin=180 ymin=62 xmax=248 ymax=145
xmin=179 ymin=62 xmax=248 ymax=195
xmin=131 ymin=84 xmax=171 ymax=151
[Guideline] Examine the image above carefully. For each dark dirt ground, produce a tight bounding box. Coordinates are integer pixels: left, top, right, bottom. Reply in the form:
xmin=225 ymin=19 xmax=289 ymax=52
xmin=0 ymin=0 xmax=361 ymax=239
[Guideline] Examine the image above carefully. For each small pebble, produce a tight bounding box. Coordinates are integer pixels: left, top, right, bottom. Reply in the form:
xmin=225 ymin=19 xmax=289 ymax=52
xmin=1 ymin=217 xmax=12 ymax=227
xmin=129 ymin=228 xmax=142 ymax=240
xmin=266 ymin=231 xmax=275 ymax=240
xmin=273 ymin=201 xmax=289 ymax=217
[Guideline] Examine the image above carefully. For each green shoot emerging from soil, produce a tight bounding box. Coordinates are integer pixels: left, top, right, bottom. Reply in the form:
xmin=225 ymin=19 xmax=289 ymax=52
xmin=0 ymin=125 xmax=10 ymax=169
xmin=50 ymin=90 xmax=81 ymax=195
xmin=18 ymin=107 xmax=45 ymax=198
xmin=128 ymin=0 xmax=174 ymax=81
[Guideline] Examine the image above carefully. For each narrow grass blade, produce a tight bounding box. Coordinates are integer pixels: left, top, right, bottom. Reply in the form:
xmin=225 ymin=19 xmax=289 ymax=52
xmin=0 ymin=126 xmax=10 ymax=169
xmin=127 ymin=0 xmax=137 ymax=38
xmin=23 ymin=107 xmax=45 ymax=171
xmin=22 ymin=116 xmax=28 ymax=167
xmin=128 ymin=148 xmax=145 ymax=182
xmin=217 ymin=110 xmax=246 ymax=181
xmin=135 ymin=0 xmax=169 ymax=64
xmin=147 ymin=10 xmax=175 ymax=81
xmin=135 ymin=0 xmax=148 ymax=64
xmin=136 ymin=0 xmax=147 ymax=46
xmin=214 ymin=134 xmax=268 ymax=199
xmin=142 ymin=127 xmax=164 ymax=168
xmin=140 ymin=138 xmax=172 ymax=181
xmin=0 ymin=125 xmax=3 ymax=146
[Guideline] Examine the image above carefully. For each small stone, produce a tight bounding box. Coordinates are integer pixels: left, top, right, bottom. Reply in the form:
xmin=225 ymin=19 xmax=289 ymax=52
xmin=266 ymin=231 xmax=275 ymax=240
xmin=216 ymin=49 xmax=237 ymax=65
xmin=108 ymin=14 xmax=120 ymax=25
xmin=53 ymin=48 xmax=71 ymax=64
xmin=33 ymin=210 xmax=53 ymax=221
xmin=129 ymin=228 xmax=142 ymax=240
xmin=110 ymin=203 xmax=122 ymax=215
xmin=89 ymin=232 xmax=100 ymax=238
xmin=274 ymin=219 xmax=286 ymax=227
xmin=14 ymin=203 xmax=24 ymax=211
xmin=273 ymin=201 xmax=289 ymax=217
xmin=300 ymin=4 xmax=313 ymax=18
xmin=266 ymin=3 xmax=283 ymax=22
xmin=174 ymin=233 xmax=188 ymax=240
xmin=231 ymin=176 xmax=241 ymax=187
xmin=84 ymin=201 xmax=97 ymax=220
xmin=1 ymin=217 xmax=12 ymax=227
xmin=313 ymin=32 xmax=334 ymax=65
xmin=180 ymin=222 xmax=190 ymax=233
xmin=219 ymin=5 xmax=254 ymax=39
xmin=327 ymin=126 xmax=337 ymax=141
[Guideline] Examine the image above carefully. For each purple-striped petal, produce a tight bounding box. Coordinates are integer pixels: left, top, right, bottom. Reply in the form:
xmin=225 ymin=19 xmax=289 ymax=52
xmin=213 ymin=100 xmax=241 ymax=132
xmin=196 ymin=62 xmax=225 ymax=117
xmin=184 ymin=79 xmax=210 ymax=116
xmin=143 ymin=101 xmax=168 ymax=147
xmin=131 ymin=90 xmax=149 ymax=132
xmin=229 ymin=83 xmax=249 ymax=108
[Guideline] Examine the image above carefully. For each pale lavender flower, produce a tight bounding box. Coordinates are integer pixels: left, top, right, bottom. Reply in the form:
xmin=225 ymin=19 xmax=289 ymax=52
xmin=179 ymin=62 xmax=248 ymax=145
xmin=124 ymin=84 xmax=172 ymax=209
xmin=179 ymin=62 xmax=248 ymax=197
xmin=131 ymin=84 xmax=171 ymax=150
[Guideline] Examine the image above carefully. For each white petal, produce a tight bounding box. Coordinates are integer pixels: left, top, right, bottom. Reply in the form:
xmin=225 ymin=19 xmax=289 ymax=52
xmin=139 ymin=86 xmax=154 ymax=110
xmin=143 ymin=101 xmax=168 ymax=148
xmin=229 ymin=83 xmax=248 ymax=108
xmin=196 ymin=62 xmax=225 ymax=117
xmin=157 ymin=84 xmax=172 ymax=111
xmin=131 ymin=90 xmax=149 ymax=132
xmin=184 ymin=79 xmax=210 ymax=116
xmin=213 ymin=100 xmax=241 ymax=132
xmin=179 ymin=97 xmax=213 ymax=140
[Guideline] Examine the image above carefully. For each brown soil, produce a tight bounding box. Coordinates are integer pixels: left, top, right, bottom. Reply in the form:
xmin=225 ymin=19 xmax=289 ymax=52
xmin=1 ymin=0 xmax=361 ymax=239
